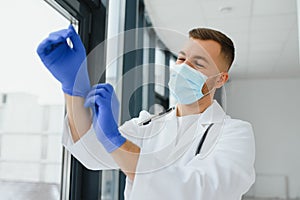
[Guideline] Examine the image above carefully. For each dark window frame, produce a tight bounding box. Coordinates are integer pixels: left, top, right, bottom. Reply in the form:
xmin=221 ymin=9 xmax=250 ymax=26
xmin=48 ymin=0 xmax=107 ymax=199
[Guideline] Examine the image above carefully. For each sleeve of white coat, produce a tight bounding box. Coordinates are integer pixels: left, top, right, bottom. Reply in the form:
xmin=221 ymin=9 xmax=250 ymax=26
xmin=129 ymin=119 xmax=256 ymax=200
xmin=62 ymin=117 xmax=118 ymax=170
xmin=62 ymin=111 xmax=151 ymax=170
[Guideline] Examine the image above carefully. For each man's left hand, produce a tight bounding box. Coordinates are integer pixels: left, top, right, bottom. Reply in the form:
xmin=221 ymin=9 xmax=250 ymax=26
xmin=84 ymin=83 xmax=126 ymax=153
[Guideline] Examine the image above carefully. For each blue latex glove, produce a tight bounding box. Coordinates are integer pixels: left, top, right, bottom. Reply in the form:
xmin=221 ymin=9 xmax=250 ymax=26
xmin=36 ymin=25 xmax=90 ymax=97
xmin=84 ymin=83 xmax=126 ymax=153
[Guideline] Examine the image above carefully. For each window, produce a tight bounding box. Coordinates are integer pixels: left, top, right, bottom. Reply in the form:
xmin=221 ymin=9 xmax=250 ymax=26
xmin=169 ymin=57 xmax=177 ymax=107
xmin=101 ymin=0 xmax=126 ymax=199
xmin=154 ymin=46 xmax=166 ymax=97
xmin=0 ymin=1 xmax=70 ymax=199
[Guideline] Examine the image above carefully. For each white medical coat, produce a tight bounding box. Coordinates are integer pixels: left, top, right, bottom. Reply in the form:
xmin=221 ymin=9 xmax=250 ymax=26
xmin=62 ymin=100 xmax=255 ymax=200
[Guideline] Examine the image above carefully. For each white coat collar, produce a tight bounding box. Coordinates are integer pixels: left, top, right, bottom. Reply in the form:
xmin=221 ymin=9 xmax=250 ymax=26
xmin=172 ymin=100 xmax=225 ymax=123
xmin=152 ymin=100 xmax=225 ymax=125
xmin=135 ymin=100 xmax=227 ymax=170
xmin=164 ymin=100 xmax=226 ymax=161
xmin=196 ymin=100 xmax=226 ymax=125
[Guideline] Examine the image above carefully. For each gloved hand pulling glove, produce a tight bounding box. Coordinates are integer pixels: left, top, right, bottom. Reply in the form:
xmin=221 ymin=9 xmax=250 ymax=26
xmin=36 ymin=25 xmax=90 ymax=97
xmin=84 ymin=83 xmax=126 ymax=153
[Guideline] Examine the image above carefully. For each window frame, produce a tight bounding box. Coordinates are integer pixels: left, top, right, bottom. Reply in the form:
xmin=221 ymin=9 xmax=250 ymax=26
xmin=45 ymin=0 xmax=107 ymax=199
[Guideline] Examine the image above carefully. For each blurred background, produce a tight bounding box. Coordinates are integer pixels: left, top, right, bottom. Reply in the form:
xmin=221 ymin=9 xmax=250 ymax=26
xmin=0 ymin=0 xmax=299 ymax=199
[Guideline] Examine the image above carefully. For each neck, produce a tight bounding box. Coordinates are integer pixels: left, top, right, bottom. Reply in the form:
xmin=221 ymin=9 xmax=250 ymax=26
xmin=176 ymin=96 xmax=213 ymax=117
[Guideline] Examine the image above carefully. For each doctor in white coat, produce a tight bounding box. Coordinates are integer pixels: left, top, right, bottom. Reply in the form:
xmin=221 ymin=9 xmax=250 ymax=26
xmin=37 ymin=25 xmax=255 ymax=200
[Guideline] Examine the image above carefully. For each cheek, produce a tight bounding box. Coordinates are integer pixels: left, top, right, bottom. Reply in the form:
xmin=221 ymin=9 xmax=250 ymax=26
xmin=176 ymin=60 xmax=183 ymax=65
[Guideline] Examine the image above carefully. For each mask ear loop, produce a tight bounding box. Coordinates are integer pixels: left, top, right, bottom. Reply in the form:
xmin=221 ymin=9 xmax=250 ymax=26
xmin=200 ymin=72 xmax=223 ymax=99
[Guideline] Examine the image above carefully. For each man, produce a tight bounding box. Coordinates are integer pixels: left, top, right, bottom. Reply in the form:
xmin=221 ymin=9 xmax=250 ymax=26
xmin=37 ymin=25 xmax=255 ymax=200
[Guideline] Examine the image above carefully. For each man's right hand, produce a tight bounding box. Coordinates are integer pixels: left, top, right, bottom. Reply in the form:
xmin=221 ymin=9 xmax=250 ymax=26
xmin=36 ymin=24 xmax=90 ymax=97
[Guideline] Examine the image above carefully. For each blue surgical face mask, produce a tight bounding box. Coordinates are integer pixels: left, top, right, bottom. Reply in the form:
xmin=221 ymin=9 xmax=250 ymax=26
xmin=168 ymin=63 xmax=211 ymax=104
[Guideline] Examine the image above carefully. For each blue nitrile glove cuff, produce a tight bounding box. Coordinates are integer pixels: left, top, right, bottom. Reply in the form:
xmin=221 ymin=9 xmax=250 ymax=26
xmin=95 ymin=128 xmax=127 ymax=153
xmin=84 ymin=83 xmax=126 ymax=153
xmin=107 ymin=135 xmax=127 ymax=153
xmin=61 ymin=58 xmax=90 ymax=97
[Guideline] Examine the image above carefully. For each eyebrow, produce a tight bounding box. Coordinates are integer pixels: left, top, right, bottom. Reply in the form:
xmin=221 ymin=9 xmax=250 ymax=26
xmin=178 ymin=51 xmax=209 ymax=64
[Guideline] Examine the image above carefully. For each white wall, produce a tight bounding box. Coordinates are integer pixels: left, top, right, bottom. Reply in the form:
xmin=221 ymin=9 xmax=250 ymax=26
xmin=225 ymin=77 xmax=300 ymax=199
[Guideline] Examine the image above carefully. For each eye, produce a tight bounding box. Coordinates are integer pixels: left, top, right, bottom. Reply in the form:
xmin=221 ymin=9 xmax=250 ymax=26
xmin=176 ymin=57 xmax=185 ymax=62
xmin=193 ymin=60 xmax=207 ymax=68
xmin=195 ymin=63 xmax=205 ymax=68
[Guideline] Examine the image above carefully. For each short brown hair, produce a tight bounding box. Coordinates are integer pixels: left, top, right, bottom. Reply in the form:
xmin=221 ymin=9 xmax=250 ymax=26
xmin=189 ymin=28 xmax=235 ymax=71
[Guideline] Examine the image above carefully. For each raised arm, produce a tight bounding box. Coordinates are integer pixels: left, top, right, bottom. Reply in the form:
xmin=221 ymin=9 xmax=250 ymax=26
xmin=36 ymin=25 xmax=92 ymax=142
xmin=65 ymin=95 xmax=92 ymax=142
xmin=37 ymin=25 xmax=140 ymax=177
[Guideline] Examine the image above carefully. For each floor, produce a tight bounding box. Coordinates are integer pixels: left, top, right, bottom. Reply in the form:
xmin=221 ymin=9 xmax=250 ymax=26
xmin=243 ymin=198 xmax=300 ymax=200
xmin=0 ymin=180 xmax=298 ymax=200
xmin=0 ymin=180 xmax=60 ymax=200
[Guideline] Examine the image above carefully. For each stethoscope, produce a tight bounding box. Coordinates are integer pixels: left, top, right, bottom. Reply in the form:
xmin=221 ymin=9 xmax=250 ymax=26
xmin=137 ymin=107 xmax=176 ymax=126
xmin=138 ymin=107 xmax=214 ymax=155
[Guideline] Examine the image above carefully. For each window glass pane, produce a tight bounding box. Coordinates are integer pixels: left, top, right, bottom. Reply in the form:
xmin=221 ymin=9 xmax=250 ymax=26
xmin=102 ymin=0 xmax=125 ymax=199
xmin=154 ymin=48 xmax=165 ymax=96
xmin=0 ymin=1 xmax=69 ymax=199
xmin=169 ymin=57 xmax=176 ymax=106
xmin=142 ymin=28 xmax=150 ymax=110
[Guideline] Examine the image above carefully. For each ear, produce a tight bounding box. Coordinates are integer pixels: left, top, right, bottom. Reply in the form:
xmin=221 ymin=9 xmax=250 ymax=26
xmin=215 ymin=72 xmax=229 ymax=88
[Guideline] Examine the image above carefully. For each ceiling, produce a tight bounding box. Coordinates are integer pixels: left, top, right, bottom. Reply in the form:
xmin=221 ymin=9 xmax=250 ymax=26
xmin=144 ymin=0 xmax=300 ymax=79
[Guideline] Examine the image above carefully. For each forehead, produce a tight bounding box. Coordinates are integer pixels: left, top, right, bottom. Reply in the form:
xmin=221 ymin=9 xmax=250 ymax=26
xmin=180 ymin=38 xmax=223 ymax=69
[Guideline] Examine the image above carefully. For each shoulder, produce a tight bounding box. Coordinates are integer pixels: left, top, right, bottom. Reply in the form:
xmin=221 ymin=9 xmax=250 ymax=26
xmin=223 ymin=117 xmax=253 ymax=133
xmin=215 ymin=116 xmax=255 ymax=166
xmin=220 ymin=116 xmax=255 ymax=145
xmin=120 ymin=110 xmax=153 ymax=128
xmin=118 ymin=110 xmax=154 ymax=147
xmin=119 ymin=110 xmax=154 ymax=135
